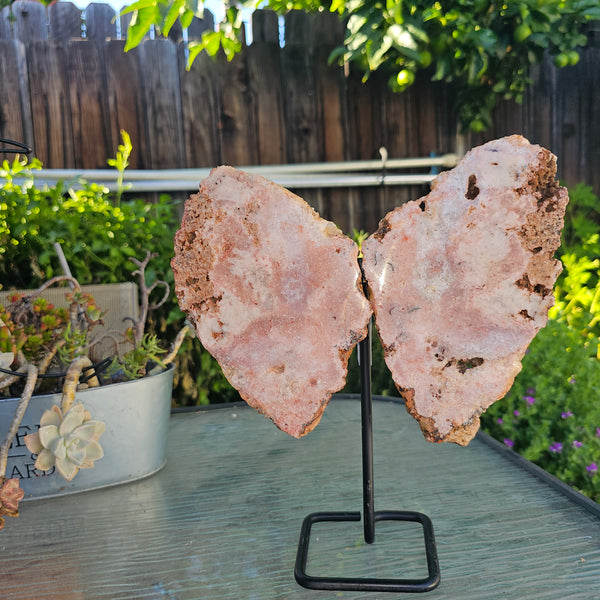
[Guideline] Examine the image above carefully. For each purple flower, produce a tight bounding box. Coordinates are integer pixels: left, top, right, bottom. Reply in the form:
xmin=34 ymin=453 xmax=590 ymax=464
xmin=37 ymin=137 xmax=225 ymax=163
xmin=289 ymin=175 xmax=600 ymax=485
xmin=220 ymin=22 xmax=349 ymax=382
xmin=503 ymin=439 xmax=514 ymax=448
xmin=523 ymin=395 xmax=536 ymax=405
xmin=568 ymin=376 xmax=576 ymax=385
xmin=561 ymin=411 xmax=573 ymax=419
xmin=596 ymin=428 xmax=600 ymax=438
xmin=549 ymin=442 xmax=563 ymax=453
xmin=514 ymin=410 xmax=520 ymax=417
xmin=571 ymin=440 xmax=583 ymax=448
xmin=496 ymin=417 xmax=504 ymax=425
xmin=586 ymin=463 xmax=598 ymax=474
xmin=526 ymin=388 xmax=536 ymax=395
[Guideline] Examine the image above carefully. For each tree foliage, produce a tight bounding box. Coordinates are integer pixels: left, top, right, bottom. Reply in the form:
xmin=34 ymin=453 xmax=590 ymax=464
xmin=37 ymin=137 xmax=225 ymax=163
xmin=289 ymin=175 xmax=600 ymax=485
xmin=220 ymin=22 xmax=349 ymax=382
xmin=122 ymin=0 xmax=600 ymax=131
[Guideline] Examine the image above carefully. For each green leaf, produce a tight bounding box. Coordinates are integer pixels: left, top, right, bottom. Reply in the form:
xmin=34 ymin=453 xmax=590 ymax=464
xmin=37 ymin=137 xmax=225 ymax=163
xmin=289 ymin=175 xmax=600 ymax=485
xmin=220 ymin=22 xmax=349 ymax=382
xmin=162 ymin=0 xmax=184 ymax=36
xmin=202 ymin=30 xmax=221 ymax=55
xmin=119 ymin=0 xmax=157 ymax=16
xmin=124 ymin=5 xmax=161 ymax=51
xmin=180 ymin=8 xmax=194 ymax=29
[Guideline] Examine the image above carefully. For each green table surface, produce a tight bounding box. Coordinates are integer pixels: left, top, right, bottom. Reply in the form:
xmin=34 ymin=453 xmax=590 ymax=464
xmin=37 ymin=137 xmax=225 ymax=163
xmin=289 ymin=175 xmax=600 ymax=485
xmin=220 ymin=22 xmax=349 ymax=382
xmin=0 ymin=397 xmax=599 ymax=599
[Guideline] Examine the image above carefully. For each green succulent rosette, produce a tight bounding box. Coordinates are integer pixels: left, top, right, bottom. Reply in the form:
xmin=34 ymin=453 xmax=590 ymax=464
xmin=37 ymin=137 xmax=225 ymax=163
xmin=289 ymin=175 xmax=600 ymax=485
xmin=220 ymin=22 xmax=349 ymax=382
xmin=25 ymin=403 xmax=105 ymax=481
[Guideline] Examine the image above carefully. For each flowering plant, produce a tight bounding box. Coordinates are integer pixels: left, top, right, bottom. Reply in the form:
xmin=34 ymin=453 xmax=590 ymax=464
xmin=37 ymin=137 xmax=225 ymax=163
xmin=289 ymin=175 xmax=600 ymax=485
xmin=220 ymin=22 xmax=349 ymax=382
xmin=482 ymin=318 xmax=600 ymax=503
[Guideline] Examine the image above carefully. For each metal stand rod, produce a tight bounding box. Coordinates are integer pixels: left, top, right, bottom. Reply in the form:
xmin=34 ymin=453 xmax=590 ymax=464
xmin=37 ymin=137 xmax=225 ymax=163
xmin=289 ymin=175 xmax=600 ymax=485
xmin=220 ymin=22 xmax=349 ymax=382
xmin=359 ymin=319 xmax=375 ymax=544
xmin=294 ymin=262 xmax=441 ymax=592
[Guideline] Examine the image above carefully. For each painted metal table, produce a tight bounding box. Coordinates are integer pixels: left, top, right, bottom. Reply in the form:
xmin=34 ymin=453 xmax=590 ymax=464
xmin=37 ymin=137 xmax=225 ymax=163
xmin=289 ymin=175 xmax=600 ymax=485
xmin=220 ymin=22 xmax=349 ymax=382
xmin=0 ymin=397 xmax=599 ymax=599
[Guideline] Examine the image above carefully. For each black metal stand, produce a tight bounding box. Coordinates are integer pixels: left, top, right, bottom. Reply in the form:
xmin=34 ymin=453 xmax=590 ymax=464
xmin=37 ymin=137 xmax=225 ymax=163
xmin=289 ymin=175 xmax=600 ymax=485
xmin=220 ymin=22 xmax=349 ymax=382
xmin=294 ymin=320 xmax=441 ymax=592
xmin=0 ymin=138 xmax=32 ymax=155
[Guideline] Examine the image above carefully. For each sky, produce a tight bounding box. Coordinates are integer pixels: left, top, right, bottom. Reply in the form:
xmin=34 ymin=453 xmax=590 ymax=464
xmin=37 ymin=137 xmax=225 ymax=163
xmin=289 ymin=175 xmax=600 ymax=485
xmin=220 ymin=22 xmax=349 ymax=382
xmin=67 ymin=0 xmax=227 ymax=22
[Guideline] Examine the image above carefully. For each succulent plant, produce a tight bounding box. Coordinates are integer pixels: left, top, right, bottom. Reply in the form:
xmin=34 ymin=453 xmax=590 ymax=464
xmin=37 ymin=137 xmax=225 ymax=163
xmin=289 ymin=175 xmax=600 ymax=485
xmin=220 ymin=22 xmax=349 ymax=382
xmin=0 ymin=252 xmax=188 ymax=531
xmin=0 ymin=478 xmax=25 ymax=530
xmin=24 ymin=403 xmax=105 ymax=481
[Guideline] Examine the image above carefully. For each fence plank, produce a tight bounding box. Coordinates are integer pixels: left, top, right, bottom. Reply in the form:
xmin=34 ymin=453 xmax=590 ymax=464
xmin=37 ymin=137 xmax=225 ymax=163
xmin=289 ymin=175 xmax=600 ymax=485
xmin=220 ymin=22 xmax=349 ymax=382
xmin=177 ymin=47 xmax=219 ymax=168
xmin=85 ymin=3 xmax=117 ymax=42
xmin=0 ymin=40 xmax=32 ymax=150
xmin=66 ymin=40 xmax=111 ymax=168
xmin=215 ymin=53 xmax=258 ymax=166
xmin=251 ymin=8 xmax=279 ymax=44
xmin=554 ymin=53 xmax=595 ymax=189
xmin=313 ymin=40 xmax=350 ymax=233
xmin=281 ymin=12 xmax=319 ymax=163
xmin=579 ymin=48 xmax=600 ymax=194
xmin=137 ymin=39 xmax=186 ymax=169
xmin=1 ymin=6 xmax=599 ymax=212
xmin=186 ymin=11 xmax=214 ymax=41
xmin=523 ymin=60 xmax=554 ymax=153
xmin=26 ymin=41 xmax=74 ymax=167
xmin=48 ymin=2 xmax=82 ymax=42
xmin=246 ymin=45 xmax=286 ymax=164
xmin=11 ymin=0 xmax=47 ymax=41
xmin=0 ymin=6 xmax=12 ymax=39
xmin=247 ymin=10 xmax=285 ymax=165
xmin=104 ymin=40 xmax=149 ymax=169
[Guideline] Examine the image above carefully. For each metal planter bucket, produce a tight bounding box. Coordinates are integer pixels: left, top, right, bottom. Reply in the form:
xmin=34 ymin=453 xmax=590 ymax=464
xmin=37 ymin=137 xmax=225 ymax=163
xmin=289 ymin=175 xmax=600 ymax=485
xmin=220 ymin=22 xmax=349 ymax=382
xmin=0 ymin=365 xmax=174 ymax=499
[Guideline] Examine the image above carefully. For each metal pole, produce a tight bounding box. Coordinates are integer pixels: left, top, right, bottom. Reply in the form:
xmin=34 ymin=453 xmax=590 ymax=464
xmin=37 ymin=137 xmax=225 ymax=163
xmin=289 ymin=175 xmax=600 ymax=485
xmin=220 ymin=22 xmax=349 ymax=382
xmin=359 ymin=319 xmax=375 ymax=544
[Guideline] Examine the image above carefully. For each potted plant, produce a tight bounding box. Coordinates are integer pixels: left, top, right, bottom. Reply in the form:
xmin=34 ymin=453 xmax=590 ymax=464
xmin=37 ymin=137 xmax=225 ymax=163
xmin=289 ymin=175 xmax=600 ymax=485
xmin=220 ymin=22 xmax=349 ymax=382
xmin=0 ymin=251 xmax=188 ymax=530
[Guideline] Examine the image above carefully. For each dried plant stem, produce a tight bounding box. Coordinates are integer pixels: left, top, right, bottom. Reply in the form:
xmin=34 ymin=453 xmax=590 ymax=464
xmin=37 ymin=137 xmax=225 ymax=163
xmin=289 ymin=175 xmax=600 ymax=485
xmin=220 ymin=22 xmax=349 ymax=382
xmin=38 ymin=340 xmax=65 ymax=376
xmin=26 ymin=276 xmax=80 ymax=300
xmin=163 ymin=326 xmax=189 ymax=365
xmin=0 ymin=351 xmax=29 ymax=391
xmin=130 ymin=251 xmax=169 ymax=347
xmin=0 ymin=373 xmax=19 ymax=391
xmin=61 ymin=357 xmax=98 ymax=413
xmin=0 ymin=364 xmax=38 ymax=480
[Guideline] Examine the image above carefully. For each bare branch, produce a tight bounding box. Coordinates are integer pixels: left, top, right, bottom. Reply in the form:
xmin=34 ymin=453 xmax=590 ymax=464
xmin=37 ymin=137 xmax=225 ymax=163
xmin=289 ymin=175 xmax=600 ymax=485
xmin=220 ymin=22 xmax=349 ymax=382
xmin=128 ymin=251 xmax=171 ymax=347
xmin=0 ymin=364 xmax=38 ymax=480
xmin=147 ymin=280 xmax=170 ymax=311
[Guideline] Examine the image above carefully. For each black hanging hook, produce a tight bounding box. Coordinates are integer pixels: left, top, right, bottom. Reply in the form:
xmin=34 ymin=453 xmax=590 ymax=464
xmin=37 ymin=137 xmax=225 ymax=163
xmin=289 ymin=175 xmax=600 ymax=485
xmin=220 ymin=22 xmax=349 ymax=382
xmin=0 ymin=138 xmax=32 ymax=155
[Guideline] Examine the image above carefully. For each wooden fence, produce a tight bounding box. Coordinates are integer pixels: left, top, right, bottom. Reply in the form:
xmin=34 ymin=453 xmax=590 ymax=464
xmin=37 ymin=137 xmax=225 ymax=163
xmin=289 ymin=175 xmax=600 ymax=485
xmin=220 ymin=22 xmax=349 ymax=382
xmin=1 ymin=1 xmax=599 ymax=233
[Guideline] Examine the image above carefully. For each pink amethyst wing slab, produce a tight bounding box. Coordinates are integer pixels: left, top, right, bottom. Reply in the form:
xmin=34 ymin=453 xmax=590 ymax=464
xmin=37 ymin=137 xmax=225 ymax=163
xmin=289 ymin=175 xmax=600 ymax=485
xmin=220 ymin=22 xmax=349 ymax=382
xmin=172 ymin=166 xmax=372 ymax=438
xmin=361 ymin=135 xmax=569 ymax=446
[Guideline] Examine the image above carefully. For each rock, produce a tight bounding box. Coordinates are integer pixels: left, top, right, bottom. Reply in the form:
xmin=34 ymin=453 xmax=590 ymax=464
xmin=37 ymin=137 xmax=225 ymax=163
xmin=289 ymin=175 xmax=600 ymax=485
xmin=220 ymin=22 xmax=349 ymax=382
xmin=361 ymin=135 xmax=569 ymax=445
xmin=172 ymin=166 xmax=372 ymax=438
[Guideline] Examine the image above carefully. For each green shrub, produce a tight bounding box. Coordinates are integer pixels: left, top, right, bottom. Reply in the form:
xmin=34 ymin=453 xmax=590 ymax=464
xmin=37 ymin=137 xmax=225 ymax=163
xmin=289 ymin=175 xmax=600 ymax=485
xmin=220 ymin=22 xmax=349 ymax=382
xmin=0 ymin=155 xmax=236 ymax=406
xmin=0 ymin=156 xmax=175 ymax=288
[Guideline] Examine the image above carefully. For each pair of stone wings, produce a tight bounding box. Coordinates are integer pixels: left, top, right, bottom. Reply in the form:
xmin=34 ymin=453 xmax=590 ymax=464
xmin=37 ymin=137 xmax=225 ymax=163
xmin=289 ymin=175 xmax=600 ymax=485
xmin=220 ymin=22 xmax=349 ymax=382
xmin=172 ymin=136 xmax=568 ymax=446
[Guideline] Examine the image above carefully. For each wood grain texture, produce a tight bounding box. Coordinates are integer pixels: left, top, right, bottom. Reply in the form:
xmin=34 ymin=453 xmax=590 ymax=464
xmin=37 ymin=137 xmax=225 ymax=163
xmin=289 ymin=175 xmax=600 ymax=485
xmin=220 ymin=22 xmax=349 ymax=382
xmin=25 ymin=41 xmax=74 ymax=167
xmin=10 ymin=0 xmax=47 ymax=42
xmin=0 ymin=6 xmax=11 ymax=39
xmin=0 ymin=40 xmax=32 ymax=149
xmin=178 ymin=48 xmax=219 ymax=169
xmin=246 ymin=41 xmax=286 ymax=165
xmin=0 ymin=3 xmax=599 ymax=227
xmin=104 ymin=40 xmax=148 ymax=169
xmin=48 ymin=2 xmax=81 ymax=43
xmin=66 ymin=40 xmax=111 ymax=169
xmin=0 ymin=399 xmax=598 ymax=599
xmin=137 ymin=38 xmax=186 ymax=169
xmin=281 ymin=12 xmax=320 ymax=164
xmin=214 ymin=53 xmax=258 ymax=166
xmin=84 ymin=2 xmax=117 ymax=43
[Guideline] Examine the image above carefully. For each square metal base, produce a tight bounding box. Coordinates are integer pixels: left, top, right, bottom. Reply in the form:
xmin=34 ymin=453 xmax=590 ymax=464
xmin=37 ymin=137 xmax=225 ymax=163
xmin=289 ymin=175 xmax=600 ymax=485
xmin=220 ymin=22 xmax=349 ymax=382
xmin=295 ymin=510 xmax=441 ymax=593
